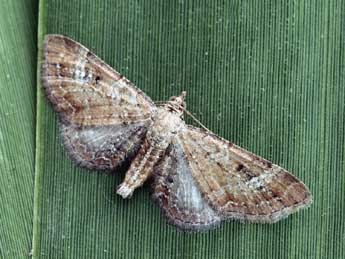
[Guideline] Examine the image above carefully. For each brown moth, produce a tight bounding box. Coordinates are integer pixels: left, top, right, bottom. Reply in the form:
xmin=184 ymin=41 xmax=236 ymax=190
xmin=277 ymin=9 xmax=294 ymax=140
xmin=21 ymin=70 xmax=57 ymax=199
xmin=42 ymin=34 xmax=312 ymax=231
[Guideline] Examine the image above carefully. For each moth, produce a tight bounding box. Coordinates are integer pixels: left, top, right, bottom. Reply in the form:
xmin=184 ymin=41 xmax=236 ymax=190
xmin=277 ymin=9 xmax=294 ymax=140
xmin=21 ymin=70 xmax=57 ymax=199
xmin=42 ymin=34 xmax=312 ymax=231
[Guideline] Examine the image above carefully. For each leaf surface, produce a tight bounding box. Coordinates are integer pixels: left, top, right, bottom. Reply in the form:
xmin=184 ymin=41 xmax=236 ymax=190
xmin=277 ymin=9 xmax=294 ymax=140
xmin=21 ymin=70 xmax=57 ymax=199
xmin=33 ymin=1 xmax=345 ymax=258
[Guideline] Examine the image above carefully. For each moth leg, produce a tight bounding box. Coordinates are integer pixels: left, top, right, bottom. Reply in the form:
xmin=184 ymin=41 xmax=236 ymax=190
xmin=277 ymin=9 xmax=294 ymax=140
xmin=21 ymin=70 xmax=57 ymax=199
xmin=116 ymin=139 xmax=165 ymax=198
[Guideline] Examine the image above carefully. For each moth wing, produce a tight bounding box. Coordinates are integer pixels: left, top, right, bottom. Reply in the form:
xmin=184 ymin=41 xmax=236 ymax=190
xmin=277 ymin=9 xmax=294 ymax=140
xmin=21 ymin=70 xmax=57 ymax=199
xmin=177 ymin=126 xmax=312 ymax=223
xmin=42 ymin=35 xmax=155 ymax=170
xmin=61 ymin=123 xmax=148 ymax=170
xmin=152 ymin=138 xmax=221 ymax=230
xmin=42 ymin=34 xmax=156 ymax=126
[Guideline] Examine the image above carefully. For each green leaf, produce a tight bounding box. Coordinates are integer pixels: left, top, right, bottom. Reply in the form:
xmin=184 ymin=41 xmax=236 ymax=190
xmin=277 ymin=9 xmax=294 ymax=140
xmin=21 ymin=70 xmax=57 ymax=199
xmin=0 ymin=0 xmax=38 ymax=257
xmin=33 ymin=0 xmax=345 ymax=258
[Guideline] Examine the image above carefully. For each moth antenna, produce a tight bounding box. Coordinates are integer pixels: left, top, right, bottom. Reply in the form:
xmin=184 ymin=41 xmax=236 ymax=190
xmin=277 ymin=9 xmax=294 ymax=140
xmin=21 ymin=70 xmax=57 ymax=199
xmin=155 ymin=100 xmax=210 ymax=132
xmin=179 ymin=105 xmax=211 ymax=132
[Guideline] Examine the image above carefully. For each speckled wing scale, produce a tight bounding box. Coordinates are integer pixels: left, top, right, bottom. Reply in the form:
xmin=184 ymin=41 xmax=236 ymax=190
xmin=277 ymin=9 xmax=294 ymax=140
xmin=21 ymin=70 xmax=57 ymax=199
xmin=42 ymin=34 xmax=312 ymax=231
xmin=177 ymin=126 xmax=311 ymax=223
xmin=152 ymin=140 xmax=222 ymax=230
xmin=42 ymin=35 xmax=155 ymax=170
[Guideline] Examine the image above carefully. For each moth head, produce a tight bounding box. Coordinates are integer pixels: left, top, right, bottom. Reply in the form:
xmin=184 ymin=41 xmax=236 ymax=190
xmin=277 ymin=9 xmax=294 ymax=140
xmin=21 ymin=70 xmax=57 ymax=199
xmin=167 ymin=91 xmax=187 ymax=116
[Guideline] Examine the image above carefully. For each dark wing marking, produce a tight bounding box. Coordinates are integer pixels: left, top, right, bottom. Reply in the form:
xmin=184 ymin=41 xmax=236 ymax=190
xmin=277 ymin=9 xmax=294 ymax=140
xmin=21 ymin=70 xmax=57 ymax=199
xmin=42 ymin=34 xmax=156 ymax=126
xmin=42 ymin=35 xmax=156 ymax=170
xmin=177 ymin=126 xmax=312 ymax=223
